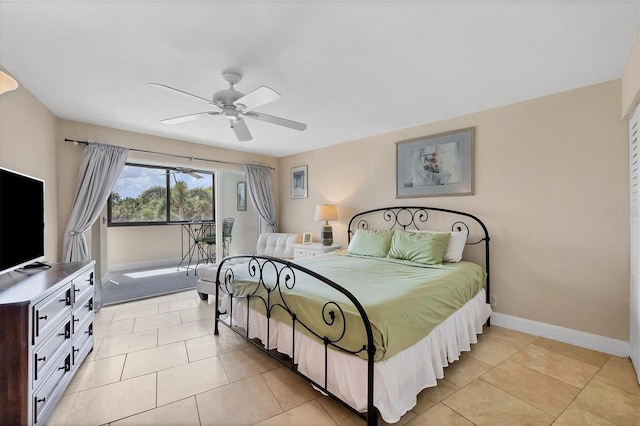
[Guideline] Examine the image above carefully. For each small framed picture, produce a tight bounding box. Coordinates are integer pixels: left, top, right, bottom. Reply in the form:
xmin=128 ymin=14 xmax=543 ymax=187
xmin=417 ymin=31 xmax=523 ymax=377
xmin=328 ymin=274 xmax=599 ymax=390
xmin=302 ymin=232 xmax=313 ymax=244
xmin=237 ymin=181 xmax=247 ymax=211
xmin=291 ymin=165 xmax=308 ymax=199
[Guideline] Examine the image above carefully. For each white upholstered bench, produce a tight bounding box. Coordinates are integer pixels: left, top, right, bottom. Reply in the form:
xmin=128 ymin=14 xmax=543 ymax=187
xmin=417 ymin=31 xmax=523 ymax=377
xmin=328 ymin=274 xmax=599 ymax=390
xmin=196 ymin=232 xmax=301 ymax=300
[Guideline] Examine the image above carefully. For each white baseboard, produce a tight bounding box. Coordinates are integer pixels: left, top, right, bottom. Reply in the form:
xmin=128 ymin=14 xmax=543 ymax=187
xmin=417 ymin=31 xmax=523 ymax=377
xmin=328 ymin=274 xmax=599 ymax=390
xmin=490 ymin=312 xmax=630 ymax=357
xmin=108 ymin=258 xmax=182 ymax=273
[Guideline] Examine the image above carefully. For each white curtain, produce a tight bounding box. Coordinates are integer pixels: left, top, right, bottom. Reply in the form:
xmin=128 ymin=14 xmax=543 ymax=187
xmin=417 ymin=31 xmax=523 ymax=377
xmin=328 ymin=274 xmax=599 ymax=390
xmin=244 ymin=165 xmax=277 ymax=232
xmin=63 ymin=143 xmax=128 ymax=311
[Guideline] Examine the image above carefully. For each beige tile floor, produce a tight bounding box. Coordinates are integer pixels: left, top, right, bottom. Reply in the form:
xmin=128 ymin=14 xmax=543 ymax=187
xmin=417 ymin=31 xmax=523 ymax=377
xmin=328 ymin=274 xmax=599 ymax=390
xmin=48 ymin=289 xmax=640 ymax=425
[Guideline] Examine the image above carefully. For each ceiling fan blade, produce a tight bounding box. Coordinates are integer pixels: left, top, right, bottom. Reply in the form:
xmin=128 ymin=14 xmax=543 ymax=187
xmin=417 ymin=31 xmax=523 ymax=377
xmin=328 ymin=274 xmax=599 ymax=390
xmin=156 ymin=169 xmax=203 ymax=179
xmin=161 ymin=111 xmax=220 ymax=124
xmin=230 ymin=118 xmax=252 ymax=141
xmin=175 ymin=168 xmax=204 ymax=179
xmin=244 ymin=112 xmax=307 ymax=131
xmin=234 ymin=86 xmax=281 ymax=111
xmin=149 ymin=83 xmax=215 ymax=104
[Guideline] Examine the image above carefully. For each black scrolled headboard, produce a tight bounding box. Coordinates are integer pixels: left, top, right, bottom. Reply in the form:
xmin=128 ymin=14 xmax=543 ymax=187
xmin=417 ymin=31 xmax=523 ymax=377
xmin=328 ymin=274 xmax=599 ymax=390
xmin=347 ymin=206 xmax=491 ymax=306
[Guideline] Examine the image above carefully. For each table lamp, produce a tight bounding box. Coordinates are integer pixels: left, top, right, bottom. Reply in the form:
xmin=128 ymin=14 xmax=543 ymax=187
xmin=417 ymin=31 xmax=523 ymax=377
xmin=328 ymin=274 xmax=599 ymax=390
xmin=315 ymin=204 xmax=338 ymax=246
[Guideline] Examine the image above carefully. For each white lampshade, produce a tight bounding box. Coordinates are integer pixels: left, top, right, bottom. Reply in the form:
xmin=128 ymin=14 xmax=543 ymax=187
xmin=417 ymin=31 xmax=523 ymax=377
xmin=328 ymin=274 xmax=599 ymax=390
xmin=0 ymin=71 xmax=19 ymax=95
xmin=315 ymin=204 xmax=338 ymax=222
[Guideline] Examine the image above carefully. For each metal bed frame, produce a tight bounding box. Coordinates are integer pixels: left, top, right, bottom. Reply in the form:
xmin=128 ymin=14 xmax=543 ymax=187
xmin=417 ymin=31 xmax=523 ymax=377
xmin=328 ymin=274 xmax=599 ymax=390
xmin=213 ymin=206 xmax=490 ymax=425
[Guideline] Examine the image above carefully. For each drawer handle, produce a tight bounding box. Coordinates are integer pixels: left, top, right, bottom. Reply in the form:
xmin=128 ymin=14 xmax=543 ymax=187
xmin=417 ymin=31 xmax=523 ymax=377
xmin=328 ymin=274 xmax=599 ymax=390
xmin=74 ymin=288 xmax=81 ymax=293
xmin=58 ymin=365 xmax=67 ymax=371
xmin=37 ymin=356 xmax=46 ymax=362
xmin=37 ymin=397 xmax=46 ymax=403
xmin=73 ymin=317 xmax=80 ymax=322
xmin=38 ymin=315 xmax=48 ymax=320
xmin=73 ymin=348 xmax=80 ymax=353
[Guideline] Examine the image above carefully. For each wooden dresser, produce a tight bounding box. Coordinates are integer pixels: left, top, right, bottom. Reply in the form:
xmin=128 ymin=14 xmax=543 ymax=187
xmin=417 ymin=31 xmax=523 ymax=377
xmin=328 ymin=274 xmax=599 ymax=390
xmin=0 ymin=261 xmax=95 ymax=425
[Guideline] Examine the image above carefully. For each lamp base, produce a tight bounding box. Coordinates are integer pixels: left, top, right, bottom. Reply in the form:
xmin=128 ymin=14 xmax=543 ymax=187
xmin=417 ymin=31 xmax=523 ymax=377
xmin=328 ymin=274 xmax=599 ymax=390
xmin=321 ymin=224 xmax=333 ymax=246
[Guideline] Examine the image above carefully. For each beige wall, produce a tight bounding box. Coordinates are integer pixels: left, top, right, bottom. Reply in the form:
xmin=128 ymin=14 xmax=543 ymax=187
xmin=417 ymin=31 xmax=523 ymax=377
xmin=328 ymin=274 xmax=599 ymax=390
xmin=0 ymin=80 xmax=60 ymax=264
xmin=279 ymin=80 xmax=630 ymax=341
xmin=57 ymin=120 xmax=277 ymax=268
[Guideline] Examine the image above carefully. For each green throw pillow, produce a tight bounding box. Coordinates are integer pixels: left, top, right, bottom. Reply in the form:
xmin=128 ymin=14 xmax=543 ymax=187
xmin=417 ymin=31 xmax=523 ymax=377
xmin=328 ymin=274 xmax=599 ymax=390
xmin=347 ymin=229 xmax=394 ymax=257
xmin=387 ymin=229 xmax=450 ymax=265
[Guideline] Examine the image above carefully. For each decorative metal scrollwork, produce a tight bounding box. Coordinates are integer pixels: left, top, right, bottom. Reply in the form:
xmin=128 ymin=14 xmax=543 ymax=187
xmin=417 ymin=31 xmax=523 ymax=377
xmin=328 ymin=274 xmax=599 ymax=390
xmin=219 ymin=267 xmax=235 ymax=295
xmin=321 ymin=301 xmax=347 ymax=344
xmin=356 ymin=219 xmax=370 ymax=230
xmin=451 ymin=220 xmax=470 ymax=235
xmin=383 ymin=207 xmax=429 ymax=230
xmin=278 ymin=266 xmax=296 ymax=290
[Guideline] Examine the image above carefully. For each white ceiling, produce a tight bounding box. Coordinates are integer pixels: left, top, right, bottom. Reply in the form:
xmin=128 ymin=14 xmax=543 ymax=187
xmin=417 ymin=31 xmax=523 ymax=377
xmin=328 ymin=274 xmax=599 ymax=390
xmin=1 ymin=1 xmax=638 ymax=158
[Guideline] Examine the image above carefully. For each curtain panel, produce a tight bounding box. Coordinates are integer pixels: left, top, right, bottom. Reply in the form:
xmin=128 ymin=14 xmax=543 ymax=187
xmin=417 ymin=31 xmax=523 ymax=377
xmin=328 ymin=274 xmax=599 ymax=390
xmin=244 ymin=165 xmax=277 ymax=232
xmin=63 ymin=143 xmax=129 ymax=310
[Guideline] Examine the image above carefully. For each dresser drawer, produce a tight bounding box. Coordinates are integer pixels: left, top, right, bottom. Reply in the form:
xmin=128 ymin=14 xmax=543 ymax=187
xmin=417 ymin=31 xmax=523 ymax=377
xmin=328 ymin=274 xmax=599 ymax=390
xmin=72 ymin=270 xmax=93 ymax=305
xmin=292 ymin=244 xmax=341 ymax=260
xmin=34 ymin=319 xmax=71 ymax=389
xmin=72 ymin=296 xmax=93 ymax=334
xmin=33 ymin=285 xmax=72 ymax=345
xmin=72 ymin=322 xmax=93 ymax=369
xmin=33 ymin=352 xmax=71 ymax=424
xmin=294 ymin=248 xmax=318 ymax=258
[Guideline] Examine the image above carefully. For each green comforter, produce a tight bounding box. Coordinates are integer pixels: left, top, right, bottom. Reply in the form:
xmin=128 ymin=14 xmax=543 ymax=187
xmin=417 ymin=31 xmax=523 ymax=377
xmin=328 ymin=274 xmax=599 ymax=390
xmin=223 ymin=253 xmax=486 ymax=361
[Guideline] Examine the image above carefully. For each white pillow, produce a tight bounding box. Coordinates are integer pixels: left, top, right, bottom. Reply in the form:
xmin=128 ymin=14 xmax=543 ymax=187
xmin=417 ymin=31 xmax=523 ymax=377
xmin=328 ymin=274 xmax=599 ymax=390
xmin=408 ymin=229 xmax=467 ymax=262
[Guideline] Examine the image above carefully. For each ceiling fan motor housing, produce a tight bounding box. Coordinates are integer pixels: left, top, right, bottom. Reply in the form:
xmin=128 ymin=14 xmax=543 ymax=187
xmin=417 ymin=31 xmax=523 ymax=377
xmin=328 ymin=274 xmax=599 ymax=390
xmin=212 ymin=88 xmax=244 ymax=108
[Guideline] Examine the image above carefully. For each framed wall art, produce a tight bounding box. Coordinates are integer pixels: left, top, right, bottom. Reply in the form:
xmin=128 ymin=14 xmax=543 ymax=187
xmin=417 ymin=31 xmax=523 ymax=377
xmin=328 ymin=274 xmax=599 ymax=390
xmin=302 ymin=232 xmax=313 ymax=244
xmin=237 ymin=181 xmax=247 ymax=211
xmin=291 ymin=165 xmax=308 ymax=199
xmin=396 ymin=127 xmax=474 ymax=197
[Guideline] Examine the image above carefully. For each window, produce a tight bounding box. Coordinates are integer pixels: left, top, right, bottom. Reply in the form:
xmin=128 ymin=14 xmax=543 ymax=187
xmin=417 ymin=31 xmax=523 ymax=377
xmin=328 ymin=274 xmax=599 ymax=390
xmin=108 ymin=163 xmax=214 ymax=226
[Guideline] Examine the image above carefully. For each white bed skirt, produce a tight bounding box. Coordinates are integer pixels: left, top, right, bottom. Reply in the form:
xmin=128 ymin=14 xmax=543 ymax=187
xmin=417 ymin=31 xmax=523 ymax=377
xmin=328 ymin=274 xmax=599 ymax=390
xmin=220 ymin=289 xmax=492 ymax=423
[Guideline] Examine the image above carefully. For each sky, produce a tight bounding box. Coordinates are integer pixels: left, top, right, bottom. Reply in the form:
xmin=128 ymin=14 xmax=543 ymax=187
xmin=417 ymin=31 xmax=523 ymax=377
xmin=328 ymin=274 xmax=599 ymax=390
xmin=112 ymin=165 xmax=212 ymax=198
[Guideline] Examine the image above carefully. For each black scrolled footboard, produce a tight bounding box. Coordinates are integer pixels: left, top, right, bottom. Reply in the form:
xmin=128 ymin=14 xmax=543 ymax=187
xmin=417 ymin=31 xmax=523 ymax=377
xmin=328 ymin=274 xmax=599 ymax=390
xmin=213 ymin=255 xmax=379 ymax=425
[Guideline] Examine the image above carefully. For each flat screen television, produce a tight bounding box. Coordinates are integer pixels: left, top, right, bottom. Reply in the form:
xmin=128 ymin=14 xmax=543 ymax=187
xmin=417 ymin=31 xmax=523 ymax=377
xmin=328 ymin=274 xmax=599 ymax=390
xmin=0 ymin=167 xmax=45 ymax=275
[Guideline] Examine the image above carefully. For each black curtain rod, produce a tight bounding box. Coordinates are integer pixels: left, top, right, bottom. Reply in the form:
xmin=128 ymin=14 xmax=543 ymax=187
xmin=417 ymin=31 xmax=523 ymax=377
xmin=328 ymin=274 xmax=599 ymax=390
xmin=64 ymin=138 xmax=275 ymax=170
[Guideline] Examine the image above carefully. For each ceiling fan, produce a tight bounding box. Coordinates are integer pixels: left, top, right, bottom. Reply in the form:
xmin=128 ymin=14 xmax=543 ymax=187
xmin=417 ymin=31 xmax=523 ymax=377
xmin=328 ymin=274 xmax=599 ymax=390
xmin=157 ymin=168 xmax=204 ymax=179
xmin=149 ymin=69 xmax=307 ymax=142
xmin=173 ymin=168 xmax=203 ymax=179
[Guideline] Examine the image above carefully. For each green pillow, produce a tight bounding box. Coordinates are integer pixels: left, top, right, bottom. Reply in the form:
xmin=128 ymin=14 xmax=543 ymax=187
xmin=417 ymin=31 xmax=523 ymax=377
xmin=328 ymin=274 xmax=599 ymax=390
xmin=347 ymin=229 xmax=394 ymax=257
xmin=387 ymin=229 xmax=450 ymax=265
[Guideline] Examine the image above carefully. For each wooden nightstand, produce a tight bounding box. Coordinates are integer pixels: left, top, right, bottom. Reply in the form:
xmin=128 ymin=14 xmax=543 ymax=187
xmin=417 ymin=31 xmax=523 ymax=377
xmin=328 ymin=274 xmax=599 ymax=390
xmin=292 ymin=243 xmax=341 ymax=259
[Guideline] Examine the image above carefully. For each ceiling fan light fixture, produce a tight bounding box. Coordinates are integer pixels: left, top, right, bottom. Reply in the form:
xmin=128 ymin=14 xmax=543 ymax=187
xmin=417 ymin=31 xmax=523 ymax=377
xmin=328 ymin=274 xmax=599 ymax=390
xmin=223 ymin=107 xmax=240 ymax=123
